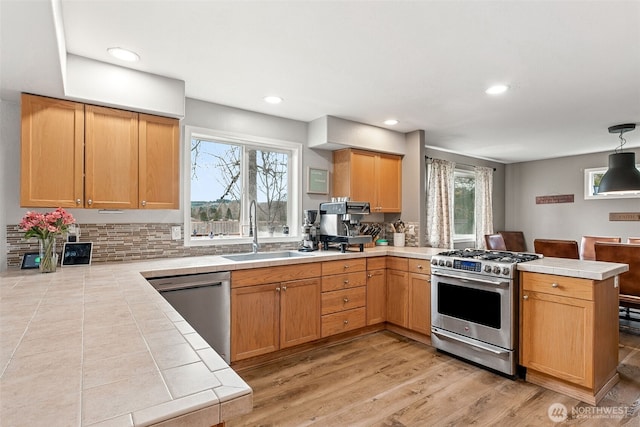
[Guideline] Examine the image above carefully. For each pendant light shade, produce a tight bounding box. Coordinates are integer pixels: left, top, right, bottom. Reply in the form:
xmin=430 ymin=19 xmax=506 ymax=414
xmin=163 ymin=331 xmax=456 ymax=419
xmin=597 ymin=123 xmax=640 ymax=195
xmin=598 ymin=152 xmax=640 ymax=194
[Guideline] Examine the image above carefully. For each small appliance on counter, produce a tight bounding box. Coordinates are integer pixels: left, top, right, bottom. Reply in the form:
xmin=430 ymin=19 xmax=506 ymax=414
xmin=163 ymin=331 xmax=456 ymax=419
xmin=299 ymin=209 xmax=319 ymax=252
xmin=319 ymin=200 xmax=372 ymax=252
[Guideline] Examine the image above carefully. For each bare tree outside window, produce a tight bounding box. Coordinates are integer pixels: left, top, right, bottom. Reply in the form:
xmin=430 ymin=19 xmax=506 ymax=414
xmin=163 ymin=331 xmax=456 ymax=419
xmin=190 ymin=138 xmax=289 ymax=238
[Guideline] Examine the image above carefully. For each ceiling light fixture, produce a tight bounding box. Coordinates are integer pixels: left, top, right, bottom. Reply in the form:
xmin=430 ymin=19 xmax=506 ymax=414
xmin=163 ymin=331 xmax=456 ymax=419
xmin=485 ymin=84 xmax=509 ymax=95
xmin=263 ymin=96 xmax=283 ymax=104
xmin=107 ymin=47 xmax=140 ymax=62
xmin=384 ymin=119 xmax=399 ymax=126
xmin=597 ymin=123 xmax=640 ymax=195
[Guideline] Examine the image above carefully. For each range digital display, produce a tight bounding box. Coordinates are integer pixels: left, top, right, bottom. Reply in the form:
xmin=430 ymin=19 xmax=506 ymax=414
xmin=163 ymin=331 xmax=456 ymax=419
xmin=453 ymin=259 xmax=481 ymax=272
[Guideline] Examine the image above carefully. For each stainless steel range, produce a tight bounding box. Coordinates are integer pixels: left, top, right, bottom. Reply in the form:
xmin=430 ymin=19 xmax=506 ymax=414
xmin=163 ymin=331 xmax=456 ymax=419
xmin=430 ymin=249 xmax=541 ymax=377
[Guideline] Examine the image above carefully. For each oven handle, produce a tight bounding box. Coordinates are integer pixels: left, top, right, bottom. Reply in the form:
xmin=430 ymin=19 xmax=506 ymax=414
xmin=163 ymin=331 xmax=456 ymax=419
xmin=431 ymin=328 xmax=509 ymax=355
xmin=431 ymin=271 xmax=509 ymax=287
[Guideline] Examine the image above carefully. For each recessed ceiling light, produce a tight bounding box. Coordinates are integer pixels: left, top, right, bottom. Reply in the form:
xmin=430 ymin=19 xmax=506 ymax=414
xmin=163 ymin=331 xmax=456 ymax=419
xmin=384 ymin=119 xmax=399 ymax=126
xmin=485 ymin=84 xmax=509 ymax=95
xmin=263 ymin=96 xmax=283 ymax=104
xmin=107 ymin=47 xmax=140 ymax=62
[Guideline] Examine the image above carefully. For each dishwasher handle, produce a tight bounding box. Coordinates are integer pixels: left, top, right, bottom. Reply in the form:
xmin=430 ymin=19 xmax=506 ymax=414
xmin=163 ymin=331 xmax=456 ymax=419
xmin=156 ymin=281 xmax=223 ymax=293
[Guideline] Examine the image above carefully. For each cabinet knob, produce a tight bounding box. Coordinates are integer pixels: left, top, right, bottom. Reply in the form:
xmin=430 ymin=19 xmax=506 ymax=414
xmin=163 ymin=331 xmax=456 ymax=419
xmin=343 ymin=280 xmax=349 ymax=285
xmin=275 ymin=287 xmax=281 ymax=292
xmin=344 ymin=264 xmax=350 ymax=269
xmin=551 ymin=283 xmax=559 ymax=288
xmin=282 ymin=286 xmax=287 ymax=291
xmin=523 ymin=295 xmax=529 ymax=300
xmin=76 ymin=198 xmax=81 ymax=205
xmin=87 ymin=198 xmax=93 ymax=206
xmin=367 ymin=274 xmax=372 ymax=278
xmin=343 ymin=320 xmax=349 ymax=325
xmin=417 ymin=265 xmax=423 ymax=270
xmin=343 ymin=298 xmax=349 ymax=303
xmin=141 ymin=200 xmax=146 ymax=207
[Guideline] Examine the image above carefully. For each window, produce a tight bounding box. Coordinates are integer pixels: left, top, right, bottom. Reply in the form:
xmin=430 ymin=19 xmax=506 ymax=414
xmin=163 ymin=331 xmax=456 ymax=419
xmin=584 ymin=166 xmax=640 ymax=200
xmin=453 ymin=170 xmax=475 ymax=241
xmin=185 ymin=126 xmax=301 ymax=246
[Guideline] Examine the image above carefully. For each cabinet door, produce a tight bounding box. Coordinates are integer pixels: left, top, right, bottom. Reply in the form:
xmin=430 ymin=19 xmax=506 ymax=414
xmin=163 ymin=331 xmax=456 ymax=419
xmin=85 ymin=105 xmax=139 ymax=209
xmin=20 ymin=94 xmax=84 ymax=208
xmin=350 ymin=150 xmax=377 ymax=206
xmin=386 ymin=269 xmax=409 ymax=328
xmin=280 ymin=278 xmax=321 ymax=349
xmin=409 ymin=273 xmax=430 ymax=335
xmin=366 ymin=268 xmax=386 ymax=325
xmin=376 ymin=153 xmax=402 ymax=212
xmin=138 ymin=114 xmax=179 ymax=209
xmin=231 ymin=283 xmax=280 ymax=361
xmin=521 ymin=290 xmax=594 ymax=387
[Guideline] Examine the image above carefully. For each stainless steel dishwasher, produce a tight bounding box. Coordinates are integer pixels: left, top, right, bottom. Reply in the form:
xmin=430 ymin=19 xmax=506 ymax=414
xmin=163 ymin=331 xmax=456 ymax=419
xmin=148 ymin=271 xmax=230 ymax=363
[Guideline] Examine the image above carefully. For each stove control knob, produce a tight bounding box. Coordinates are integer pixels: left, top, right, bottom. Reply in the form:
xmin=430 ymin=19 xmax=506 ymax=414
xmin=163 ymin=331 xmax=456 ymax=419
xmin=492 ymin=266 xmax=501 ymax=274
xmin=484 ymin=265 xmax=492 ymax=273
xmin=439 ymin=259 xmax=445 ymax=266
xmin=445 ymin=260 xmax=453 ymax=267
xmin=502 ymin=267 xmax=510 ymax=275
xmin=431 ymin=258 xmax=438 ymax=266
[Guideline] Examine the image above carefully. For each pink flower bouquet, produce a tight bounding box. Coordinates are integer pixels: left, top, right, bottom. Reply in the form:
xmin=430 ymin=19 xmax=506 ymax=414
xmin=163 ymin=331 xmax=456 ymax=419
xmin=19 ymin=207 xmax=76 ymax=239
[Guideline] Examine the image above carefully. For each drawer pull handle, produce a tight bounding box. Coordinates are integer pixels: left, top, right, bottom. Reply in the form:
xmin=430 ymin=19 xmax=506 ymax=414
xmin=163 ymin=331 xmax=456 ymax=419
xmin=523 ymin=295 xmax=529 ymax=300
xmin=551 ymin=283 xmax=559 ymax=288
xmin=343 ymin=320 xmax=349 ymax=325
xmin=343 ymin=298 xmax=349 ymax=303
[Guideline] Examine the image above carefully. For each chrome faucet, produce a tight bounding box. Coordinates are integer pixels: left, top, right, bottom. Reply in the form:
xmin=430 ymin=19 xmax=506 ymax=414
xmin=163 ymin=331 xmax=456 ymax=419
xmin=249 ymin=200 xmax=259 ymax=253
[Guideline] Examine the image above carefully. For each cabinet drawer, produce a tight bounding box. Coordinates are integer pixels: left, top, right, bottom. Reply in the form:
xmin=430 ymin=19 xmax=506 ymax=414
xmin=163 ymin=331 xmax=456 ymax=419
xmin=521 ymin=272 xmax=594 ymax=301
xmin=322 ymin=271 xmax=366 ymax=292
xmin=321 ymin=307 xmax=366 ymax=337
xmin=321 ymin=258 xmax=366 ymax=275
xmin=408 ymin=259 xmax=431 ymax=275
xmin=232 ymin=263 xmax=321 ymax=287
xmin=387 ymin=256 xmax=408 ymax=271
xmin=321 ymin=286 xmax=366 ymax=315
xmin=367 ymin=257 xmax=386 ymax=270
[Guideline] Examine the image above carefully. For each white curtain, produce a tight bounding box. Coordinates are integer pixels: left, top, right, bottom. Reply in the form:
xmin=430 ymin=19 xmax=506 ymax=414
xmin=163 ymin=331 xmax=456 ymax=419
xmin=474 ymin=166 xmax=494 ymax=249
xmin=426 ymin=159 xmax=455 ymax=248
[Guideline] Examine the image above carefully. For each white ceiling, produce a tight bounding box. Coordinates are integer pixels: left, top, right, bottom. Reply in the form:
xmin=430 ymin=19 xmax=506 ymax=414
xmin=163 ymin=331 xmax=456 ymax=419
xmin=2 ymin=0 xmax=639 ymax=163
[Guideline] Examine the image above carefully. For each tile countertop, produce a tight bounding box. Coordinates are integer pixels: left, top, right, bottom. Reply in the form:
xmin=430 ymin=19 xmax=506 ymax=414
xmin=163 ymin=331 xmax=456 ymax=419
xmin=0 ymin=246 xmax=627 ymax=426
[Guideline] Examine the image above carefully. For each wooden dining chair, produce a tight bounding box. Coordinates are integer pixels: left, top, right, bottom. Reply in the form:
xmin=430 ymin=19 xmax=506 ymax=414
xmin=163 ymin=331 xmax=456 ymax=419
xmin=595 ymin=242 xmax=640 ymax=310
xmin=579 ymin=236 xmax=622 ymax=260
xmin=498 ymin=231 xmax=527 ymax=252
xmin=485 ymin=234 xmax=507 ymax=251
xmin=533 ymin=239 xmax=580 ymax=259
xmin=628 ymin=237 xmax=640 ymax=244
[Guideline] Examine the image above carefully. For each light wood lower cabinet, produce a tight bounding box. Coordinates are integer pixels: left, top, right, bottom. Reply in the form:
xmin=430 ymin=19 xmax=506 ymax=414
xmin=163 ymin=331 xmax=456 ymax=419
xmin=366 ymin=257 xmax=387 ymax=325
xmin=520 ymin=271 xmax=619 ymax=405
xmin=386 ymin=257 xmax=431 ymax=335
xmin=321 ymin=259 xmax=367 ymax=337
xmin=231 ymin=265 xmax=321 ymax=362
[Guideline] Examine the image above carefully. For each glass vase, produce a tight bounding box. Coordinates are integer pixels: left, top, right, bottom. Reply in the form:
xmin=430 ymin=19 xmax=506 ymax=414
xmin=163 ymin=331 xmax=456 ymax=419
xmin=39 ymin=236 xmax=57 ymax=273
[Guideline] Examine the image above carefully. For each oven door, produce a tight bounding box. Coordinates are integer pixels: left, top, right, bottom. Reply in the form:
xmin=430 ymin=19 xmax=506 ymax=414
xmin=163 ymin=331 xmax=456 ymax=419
xmin=431 ymin=268 xmax=514 ymax=350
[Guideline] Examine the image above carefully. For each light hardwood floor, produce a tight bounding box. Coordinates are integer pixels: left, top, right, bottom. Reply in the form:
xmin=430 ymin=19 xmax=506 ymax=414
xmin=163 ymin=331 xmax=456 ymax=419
xmin=229 ymin=329 xmax=640 ymax=426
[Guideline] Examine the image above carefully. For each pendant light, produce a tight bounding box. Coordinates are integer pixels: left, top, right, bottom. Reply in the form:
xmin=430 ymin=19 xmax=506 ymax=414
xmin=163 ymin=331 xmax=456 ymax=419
xmin=597 ymin=123 xmax=640 ymax=195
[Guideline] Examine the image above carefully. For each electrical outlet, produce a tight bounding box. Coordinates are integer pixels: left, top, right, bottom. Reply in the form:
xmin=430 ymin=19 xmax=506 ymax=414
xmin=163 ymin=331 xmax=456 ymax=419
xmin=171 ymin=226 xmax=181 ymax=240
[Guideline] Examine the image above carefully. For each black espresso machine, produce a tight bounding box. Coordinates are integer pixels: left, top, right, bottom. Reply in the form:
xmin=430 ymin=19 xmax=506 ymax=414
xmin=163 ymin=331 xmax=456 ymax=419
xmin=319 ymin=201 xmax=372 ymax=252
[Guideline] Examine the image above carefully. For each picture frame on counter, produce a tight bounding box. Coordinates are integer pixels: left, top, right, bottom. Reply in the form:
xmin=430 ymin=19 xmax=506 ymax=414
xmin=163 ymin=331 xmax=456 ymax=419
xmin=584 ymin=166 xmax=640 ymax=200
xmin=307 ymin=167 xmax=329 ymax=194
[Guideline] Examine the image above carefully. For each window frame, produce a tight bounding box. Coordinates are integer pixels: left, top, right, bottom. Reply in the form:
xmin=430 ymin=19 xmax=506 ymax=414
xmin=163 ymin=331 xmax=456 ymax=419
xmin=453 ymin=168 xmax=476 ymax=243
xmin=183 ymin=125 xmax=302 ymax=247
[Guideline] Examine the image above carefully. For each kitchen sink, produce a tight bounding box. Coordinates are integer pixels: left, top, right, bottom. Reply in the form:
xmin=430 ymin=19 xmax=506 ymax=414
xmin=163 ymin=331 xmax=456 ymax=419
xmin=222 ymin=250 xmax=313 ymax=262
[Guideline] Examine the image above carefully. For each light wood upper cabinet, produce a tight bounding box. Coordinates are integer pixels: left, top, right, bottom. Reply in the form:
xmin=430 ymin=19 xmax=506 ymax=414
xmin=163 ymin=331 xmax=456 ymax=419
xmin=85 ymin=105 xmax=139 ymax=209
xmin=138 ymin=114 xmax=180 ymax=209
xmin=20 ymin=94 xmax=84 ymax=208
xmin=333 ymin=148 xmax=402 ymax=213
xmin=20 ymin=93 xmax=180 ymax=209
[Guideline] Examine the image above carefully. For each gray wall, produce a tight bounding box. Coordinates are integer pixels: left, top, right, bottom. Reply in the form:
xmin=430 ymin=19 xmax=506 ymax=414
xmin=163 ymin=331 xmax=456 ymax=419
xmin=505 ymin=148 xmax=640 ymax=251
xmin=0 ymin=100 xmax=14 ymax=271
